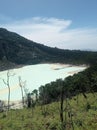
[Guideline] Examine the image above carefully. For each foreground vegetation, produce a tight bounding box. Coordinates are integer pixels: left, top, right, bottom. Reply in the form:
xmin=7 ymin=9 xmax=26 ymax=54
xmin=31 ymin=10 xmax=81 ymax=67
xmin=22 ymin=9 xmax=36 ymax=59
xmin=0 ymin=65 xmax=97 ymax=130
xmin=0 ymin=93 xmax=97 ymax=130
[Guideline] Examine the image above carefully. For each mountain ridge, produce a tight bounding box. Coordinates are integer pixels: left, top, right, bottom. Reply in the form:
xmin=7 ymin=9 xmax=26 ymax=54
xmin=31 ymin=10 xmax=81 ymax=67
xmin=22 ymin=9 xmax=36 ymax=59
xmin=0 ymin=28 xmax=57 ymax=63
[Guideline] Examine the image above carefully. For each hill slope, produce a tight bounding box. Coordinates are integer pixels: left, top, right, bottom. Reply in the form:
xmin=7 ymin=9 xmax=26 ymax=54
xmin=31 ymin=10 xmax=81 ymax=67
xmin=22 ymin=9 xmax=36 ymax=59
xmin=0 ymin=93 xmax=97 ymax=130
xmin=0 ymin=28 xmax=97 ymax=70
xmin=0 ymin=28 xmax=57 ymax=64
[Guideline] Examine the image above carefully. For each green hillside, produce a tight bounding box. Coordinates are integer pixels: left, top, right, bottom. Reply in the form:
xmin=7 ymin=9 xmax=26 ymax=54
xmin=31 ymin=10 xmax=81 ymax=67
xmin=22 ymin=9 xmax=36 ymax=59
xmin=0 ymin=93 xmax=97 ymax=130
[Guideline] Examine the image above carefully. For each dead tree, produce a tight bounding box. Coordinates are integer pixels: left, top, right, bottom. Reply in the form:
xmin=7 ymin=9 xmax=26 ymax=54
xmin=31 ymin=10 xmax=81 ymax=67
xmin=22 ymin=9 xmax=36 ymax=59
xmin=18 ymin=76 xmax=26 ymax=107
xmin=57 ymin=79 xmax=64 ymax=124
xmin=1 ymin=70 xmax=15 ymax=111
xmin=60 ymin=84 xmax=64 ymax=123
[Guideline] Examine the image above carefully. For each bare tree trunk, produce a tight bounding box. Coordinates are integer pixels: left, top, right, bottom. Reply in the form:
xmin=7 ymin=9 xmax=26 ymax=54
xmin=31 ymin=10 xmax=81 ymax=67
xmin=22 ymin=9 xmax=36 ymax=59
xmin=60 ymin=86 xmax=64 ymax=123
xmin=65 ymin=97 xmax=68 ymax=129
xmin=1 ymin=70 xmax=15 ymax=111
xmin=58 ymin=80 xmax=64 ymax=129
xmin=68 ymin=102 xmax=75 ymax=130
xmin=19 ymin=77 xmax=25 ymax=107
xmin=8 ymin=80 xmax=10 ymax=111
xmin=21 ymin=87 xmax=24 ymax=106
xmin=3 ymin=71 xmax=10 ymax=111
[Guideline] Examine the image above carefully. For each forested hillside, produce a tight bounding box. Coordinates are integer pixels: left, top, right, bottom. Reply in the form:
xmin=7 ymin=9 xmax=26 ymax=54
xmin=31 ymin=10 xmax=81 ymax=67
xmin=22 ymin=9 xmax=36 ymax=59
xmin=0 ymin=28 xmax=97 ymax=71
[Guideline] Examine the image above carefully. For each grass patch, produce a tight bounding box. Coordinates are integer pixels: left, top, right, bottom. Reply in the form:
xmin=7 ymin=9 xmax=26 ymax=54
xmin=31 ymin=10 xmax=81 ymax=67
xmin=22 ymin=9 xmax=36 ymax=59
xmin=0 ymin=93 xmax=97 ymax=130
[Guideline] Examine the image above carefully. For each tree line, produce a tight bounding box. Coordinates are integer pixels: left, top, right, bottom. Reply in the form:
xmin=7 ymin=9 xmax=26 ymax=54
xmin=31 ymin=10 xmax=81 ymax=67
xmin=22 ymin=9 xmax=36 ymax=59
xmin=29 ymin=65 xmax=97 ymax=106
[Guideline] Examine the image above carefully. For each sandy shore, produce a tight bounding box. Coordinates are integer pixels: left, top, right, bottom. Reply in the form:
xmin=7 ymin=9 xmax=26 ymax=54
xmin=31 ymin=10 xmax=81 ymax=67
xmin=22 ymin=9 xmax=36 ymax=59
xmin=50 ymin=63 xmax=72 ymax=70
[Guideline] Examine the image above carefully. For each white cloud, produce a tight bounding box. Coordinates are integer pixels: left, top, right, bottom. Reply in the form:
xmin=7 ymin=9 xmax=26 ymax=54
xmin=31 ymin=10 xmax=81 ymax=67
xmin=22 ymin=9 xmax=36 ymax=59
xmin=1 ymin=17 xmax=97 ymax=50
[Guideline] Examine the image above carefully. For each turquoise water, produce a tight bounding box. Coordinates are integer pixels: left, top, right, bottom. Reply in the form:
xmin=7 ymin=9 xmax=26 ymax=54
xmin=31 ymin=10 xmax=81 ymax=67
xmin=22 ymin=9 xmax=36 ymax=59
xmin=0 ymin=64 xmax=86 ymax=101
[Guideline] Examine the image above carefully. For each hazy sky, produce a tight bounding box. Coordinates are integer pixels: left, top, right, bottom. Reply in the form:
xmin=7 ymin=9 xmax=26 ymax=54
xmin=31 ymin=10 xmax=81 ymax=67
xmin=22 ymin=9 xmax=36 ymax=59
xmin=0 ymin=0 xmax=97 ymax=50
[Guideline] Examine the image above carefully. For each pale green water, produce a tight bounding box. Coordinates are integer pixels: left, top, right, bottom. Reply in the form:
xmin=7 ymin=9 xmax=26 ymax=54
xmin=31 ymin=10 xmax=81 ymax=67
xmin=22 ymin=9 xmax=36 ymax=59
xmin=0 ymin=64 xmax=86 ymax=101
